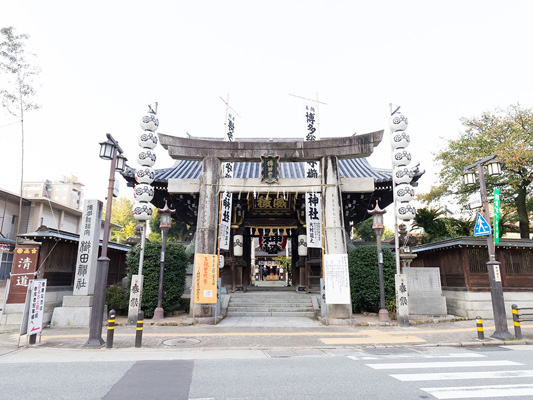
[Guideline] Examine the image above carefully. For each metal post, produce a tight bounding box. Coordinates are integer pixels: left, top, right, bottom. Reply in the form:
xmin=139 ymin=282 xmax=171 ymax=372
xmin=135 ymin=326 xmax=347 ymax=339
xmin=478 ymin=164 xmax=513 ymax=340
xmin=153 ymin=227 xmax=167 ymax=320
xmin=135 ymin=310 xmax=144 ymax=348
xmin=85 ymin=144 xmax=117 ymax=347
xmin=476 ymin=316 xmax=484 ymax=340
xmin=376 ymin=230 xmax=390 ymax=323
xmin=106 ymin=309 xmax=116 ymax=349
xmin=512 ymin=304 xmax=521 ymax=340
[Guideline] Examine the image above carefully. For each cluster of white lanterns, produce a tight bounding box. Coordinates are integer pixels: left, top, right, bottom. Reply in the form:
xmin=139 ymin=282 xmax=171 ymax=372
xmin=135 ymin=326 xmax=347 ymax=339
xmin=390 ymin=108 xmax=416 ymax=221
xmin=132 ymin=104 xmax=159 ymax=221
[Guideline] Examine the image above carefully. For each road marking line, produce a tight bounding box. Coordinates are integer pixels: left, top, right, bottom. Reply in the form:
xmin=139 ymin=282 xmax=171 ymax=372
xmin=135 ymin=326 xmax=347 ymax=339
xmin=420 ymin=383 xmax=533 ymax=399
xmin=321 ymin=330 xmax=426 ymax=345
xmin=366 ymin=360 xmax=521 ymax=369
xmin=391 ymin=369 xmax=533 ymax=381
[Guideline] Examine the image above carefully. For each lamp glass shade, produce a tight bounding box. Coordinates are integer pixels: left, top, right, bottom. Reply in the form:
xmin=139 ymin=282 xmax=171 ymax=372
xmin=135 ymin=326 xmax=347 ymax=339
xmin=99 ymin=140 xmax=115 ymax=160
xmin=233 ymin=234 xmax=244 ymax=257
xmin=463 ymin=171 xmax=476 ymax=186
xmin=372 ymin=213 xmax=384 ymax=230
xmin=487 ymin=160 xmax=502 ymax=176
xmin=115 ymin=154 xmax=127 ymax=172
xmin=297 ymin=234 xmax=307 ymax=257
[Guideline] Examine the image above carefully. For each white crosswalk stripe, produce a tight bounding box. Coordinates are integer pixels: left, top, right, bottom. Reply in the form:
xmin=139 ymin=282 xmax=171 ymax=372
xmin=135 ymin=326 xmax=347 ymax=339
xmin=356 ymin=353 xmax=533 ymax=399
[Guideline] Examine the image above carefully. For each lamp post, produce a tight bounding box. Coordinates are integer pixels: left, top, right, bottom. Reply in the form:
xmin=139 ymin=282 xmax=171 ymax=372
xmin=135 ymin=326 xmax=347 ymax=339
xmin=463 ymin=154 xmax=512 ymax=340
xmin=85 ymin=133 xmax=126 ymax=347
xmin=153 ymin=200 xmax=175 ymax=320
xmin=368 ymin=200 xmax=391 ymax=323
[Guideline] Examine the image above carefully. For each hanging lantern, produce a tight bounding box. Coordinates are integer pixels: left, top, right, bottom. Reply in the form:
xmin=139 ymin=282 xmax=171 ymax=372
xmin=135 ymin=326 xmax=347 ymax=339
xmin=389 ymin=112 xmax=408 ymax=132
xmin=140 ymin=111 xmax=159 ymax=132
xmin=259 ymin=233 xmax=287 ymax=254
xmin=297 ymin=234 xmax=307 ymax=257
xmin=396 ymin=202 xmax=416 ymax=221
xmin=392 ymin=148 xmax=412 ymax=167
xmin=138 ymin=131 xmax=158 ymax=149
xmin=137 ymin=149 xmax=156 ymax=167
xmin=390 ymin=131 xmax=410 ymax=149
xmin=133 ymin=183 xmax=155 ymax=202
xmin=233 ymin=234 xmax=244 ymax=257
xmin=394 ymin=184 xmax=415 ymax=202
xmin=393 ymin=166 xmax=415 ymax=185
xmin=132 ymin=201 xmax=153 ymax=221
xmin=135 ymin=167 xmax=156 ymax=184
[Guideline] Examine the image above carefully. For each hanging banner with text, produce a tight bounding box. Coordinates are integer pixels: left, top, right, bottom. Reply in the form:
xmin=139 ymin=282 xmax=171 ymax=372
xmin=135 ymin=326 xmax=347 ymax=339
xmin=219 ymin=191 xmax=232 ymax=251
xmin=324 ymin=254 xmax=351 ymax=304
xmin=494 ymin=188 xmax=500 ymax=245
xmin=193 ymin=253 xmax=218 ymax=304
xmin=305 ymin=192 xmax=323 ymax=248
xmin=222 ymin=112 xmax=235 ymax=178
xmin=304 ymin=104 xmax=320 ymax=178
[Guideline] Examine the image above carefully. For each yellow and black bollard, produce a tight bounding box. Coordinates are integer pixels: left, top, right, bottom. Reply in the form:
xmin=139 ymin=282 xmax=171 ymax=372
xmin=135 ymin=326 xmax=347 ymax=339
xmin=476 ymin=316 xmax=484 ymax=340
xmin=106 ymin=309 xmax=116 ymax=349
xmin=135 ymin=310 xmax=144 ymax=348
xmin=512 ymin=304 xmax=522 ymax=340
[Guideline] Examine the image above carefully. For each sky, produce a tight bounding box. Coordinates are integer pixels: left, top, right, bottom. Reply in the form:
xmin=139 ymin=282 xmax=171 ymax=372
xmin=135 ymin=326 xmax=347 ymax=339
xmin=2 ymin=0 xmax=533 ymax=228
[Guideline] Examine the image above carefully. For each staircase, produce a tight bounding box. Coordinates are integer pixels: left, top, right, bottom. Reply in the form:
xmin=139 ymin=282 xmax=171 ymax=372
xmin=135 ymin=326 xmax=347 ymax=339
xmin=226 ymin=292 xmax=316 ymax=318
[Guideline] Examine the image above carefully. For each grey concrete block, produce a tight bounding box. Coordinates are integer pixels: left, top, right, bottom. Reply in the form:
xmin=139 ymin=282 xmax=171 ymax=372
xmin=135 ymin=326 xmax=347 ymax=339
xmin=50 ymin=307 xmax=92 ymax=327
xmin=61 ymin=295 xmax=93 ymax=307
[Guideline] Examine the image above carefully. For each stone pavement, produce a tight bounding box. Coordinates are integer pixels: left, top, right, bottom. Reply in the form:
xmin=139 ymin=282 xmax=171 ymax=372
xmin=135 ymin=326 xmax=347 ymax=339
xmin=1 ymin=313 xmax=532 ymax=352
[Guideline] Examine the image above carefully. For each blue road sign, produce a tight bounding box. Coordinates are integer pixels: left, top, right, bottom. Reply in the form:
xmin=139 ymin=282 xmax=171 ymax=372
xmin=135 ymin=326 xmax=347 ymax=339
xmin=474 ymin=212 xmax=491 ymax=236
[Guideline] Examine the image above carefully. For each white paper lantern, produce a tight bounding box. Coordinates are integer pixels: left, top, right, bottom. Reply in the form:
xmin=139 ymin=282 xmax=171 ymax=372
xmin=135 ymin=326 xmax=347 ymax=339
xmin=392 ymin=148 xmax=412 ymax=167
xmin=140 ymin=112 xmax=159 ymax=132
xmin=297 ymin=234 xmax=307 ymax=257
xmin=135 ymin=167 xmax=155 ymax=184
xmin=233 ymin=234 xmax=244 ymax=257
xmin=390 ymin=131 xmax=410 ymax=149
xmin=395 ymin=184 xmax=415 ymax=202
xmin=393 ymin=166 xmax=415 ymax=185
xmin=133 ymin=183 xmax=154 ymax=202
xmin=138 ymin=132 xmax=158 ymax=149
xmin=137 ymin=149 xmax=156 ymax=167
xmin=396 ymin=202 xmax=416 ymax=221
xmin=389 ymin=113 xmax=408 ymax=132
xmin=132 ymin=201 xmax=153 ymax=221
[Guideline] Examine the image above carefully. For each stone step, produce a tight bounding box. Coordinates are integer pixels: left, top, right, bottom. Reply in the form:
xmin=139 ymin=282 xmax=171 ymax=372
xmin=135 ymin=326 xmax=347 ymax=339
xmin=227 ymin=306 xmax=314 ymax=313
xmin=226 ymin=311 xmax=316 ymax=318
xmin=228 ymin=296 xmax=313 ymax=303
xmin=228 ymin=301 xmax=312 ymax=307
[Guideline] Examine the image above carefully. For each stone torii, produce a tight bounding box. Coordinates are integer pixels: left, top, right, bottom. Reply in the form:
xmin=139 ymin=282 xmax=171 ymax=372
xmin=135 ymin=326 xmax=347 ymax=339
xmin=158 ymin=130 xmax=384 ymax=321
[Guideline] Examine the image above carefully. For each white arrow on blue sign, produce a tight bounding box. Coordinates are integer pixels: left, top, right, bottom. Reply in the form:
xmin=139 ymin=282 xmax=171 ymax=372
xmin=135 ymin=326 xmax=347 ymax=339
xmin=474 ymin=212 xmax=491 ymax=236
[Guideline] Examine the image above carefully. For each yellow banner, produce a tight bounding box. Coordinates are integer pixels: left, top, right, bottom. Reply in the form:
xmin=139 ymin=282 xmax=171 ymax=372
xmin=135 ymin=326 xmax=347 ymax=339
xmin=193 ymin=253 xmax=218 ymax=304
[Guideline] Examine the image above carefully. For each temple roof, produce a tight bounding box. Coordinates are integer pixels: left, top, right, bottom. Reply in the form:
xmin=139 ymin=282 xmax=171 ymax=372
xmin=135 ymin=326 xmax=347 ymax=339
xmin=153 ymin=158 xmax=392 ymax=182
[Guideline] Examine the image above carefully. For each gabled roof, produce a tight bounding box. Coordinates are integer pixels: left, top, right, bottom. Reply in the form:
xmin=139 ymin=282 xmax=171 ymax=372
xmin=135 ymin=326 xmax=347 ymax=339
xmin=153 ymin=158 xmax=392 ymax=182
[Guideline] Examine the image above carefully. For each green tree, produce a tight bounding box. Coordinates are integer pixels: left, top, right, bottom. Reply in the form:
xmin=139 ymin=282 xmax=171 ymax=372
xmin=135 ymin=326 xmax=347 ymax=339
xmin=421 ymin=105 xmax=533 ymax=238
xmin=354 ymin=218 xmax=393 ymax=241
xmin=105 ymin=197 xmax=137 ymax=244
xmin=149 ymin=208 xmax=193 ymax=242
xmin=413 ymin=207 xmax=476 ymax=243
xmin=0 ymin=26 xmax=40 ymax=238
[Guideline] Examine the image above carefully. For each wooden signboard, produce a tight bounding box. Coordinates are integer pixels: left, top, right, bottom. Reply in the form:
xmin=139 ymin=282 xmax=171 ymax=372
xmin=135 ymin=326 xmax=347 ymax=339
xmin=7 ymin=244 xmax=40 ymax=304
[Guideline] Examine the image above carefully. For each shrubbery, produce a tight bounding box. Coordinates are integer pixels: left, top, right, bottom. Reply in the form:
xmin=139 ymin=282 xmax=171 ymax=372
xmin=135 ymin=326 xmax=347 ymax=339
xmin=126 ymin=241 xmax=188 ymax=318
xmin=105 ymin=285 xmax=129 ymax=315
xmin=348 ymin=245 xmax=396 ymax=313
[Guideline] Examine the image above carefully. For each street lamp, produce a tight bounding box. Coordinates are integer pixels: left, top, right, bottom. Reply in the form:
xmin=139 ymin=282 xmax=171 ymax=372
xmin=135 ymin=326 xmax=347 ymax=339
xmin=153 ymin=200 xmax=175 ymax=320
xmin=368 ymin=200 xmax=391 ymax=323
xmin=463 ymin=154 xmax=512 ymax=340
xmin=85 ymin=133 xmax=126 ymax=347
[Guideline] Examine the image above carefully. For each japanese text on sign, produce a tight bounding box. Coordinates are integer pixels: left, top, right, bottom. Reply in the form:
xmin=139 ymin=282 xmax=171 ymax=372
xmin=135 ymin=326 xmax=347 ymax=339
xmin=305 ymin=192 xmax=323 ymax=248
xmin=193 ymin=254 xmax=217 ymax=304
xmin=304 ymin=104 xmax=320 ymax=178
xmin=219 ymin=191 xmax=232 ymax=251
xmin=324 ymin=254 xmax=351 ymax=304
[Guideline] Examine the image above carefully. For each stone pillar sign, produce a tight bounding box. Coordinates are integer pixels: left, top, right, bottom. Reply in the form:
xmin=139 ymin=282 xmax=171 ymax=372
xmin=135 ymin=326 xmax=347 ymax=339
xmin=73 ymin=200 xmax=103 ymax=296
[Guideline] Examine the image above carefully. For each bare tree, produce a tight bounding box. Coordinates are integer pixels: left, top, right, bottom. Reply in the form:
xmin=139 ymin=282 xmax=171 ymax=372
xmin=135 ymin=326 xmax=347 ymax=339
xmin=0 ymin=26 xmax=40 ymax=240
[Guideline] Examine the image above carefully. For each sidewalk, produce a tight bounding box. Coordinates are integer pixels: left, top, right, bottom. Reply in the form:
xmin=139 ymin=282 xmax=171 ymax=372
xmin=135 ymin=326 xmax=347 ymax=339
xmin=1 ymin=313 xmax=532 ymax=351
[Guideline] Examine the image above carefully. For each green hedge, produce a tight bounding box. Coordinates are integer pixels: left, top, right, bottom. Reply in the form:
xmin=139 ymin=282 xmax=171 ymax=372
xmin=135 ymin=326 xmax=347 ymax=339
xmin=348 ymin=245 xmax=396 ymax=313
xmin=126 ymin=241 xmax=188 ymax=318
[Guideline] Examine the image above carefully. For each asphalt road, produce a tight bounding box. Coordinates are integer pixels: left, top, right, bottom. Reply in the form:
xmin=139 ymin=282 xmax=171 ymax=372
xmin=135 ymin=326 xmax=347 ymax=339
xmin=1 ymin=346 xmax=533 ymax=399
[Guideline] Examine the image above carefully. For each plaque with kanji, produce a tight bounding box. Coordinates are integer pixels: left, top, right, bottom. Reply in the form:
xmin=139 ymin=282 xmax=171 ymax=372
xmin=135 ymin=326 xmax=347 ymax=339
xmin=260 ymin=155 xmax=280 ymax=184
xmin=7 ymin=244 xmax=40 ymax=304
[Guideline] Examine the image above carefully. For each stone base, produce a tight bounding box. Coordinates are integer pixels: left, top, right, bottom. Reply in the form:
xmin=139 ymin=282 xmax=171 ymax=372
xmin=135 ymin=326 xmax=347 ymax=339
xmin=409 ymin=294 xmax=447 ymax=315
xmin=443 ymin=290 xmax=533 ymax=319
xmin=51 ymin=306 xmax=92 ymax=327
xmin=0 ymin=303 xmax=25 ymax=326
